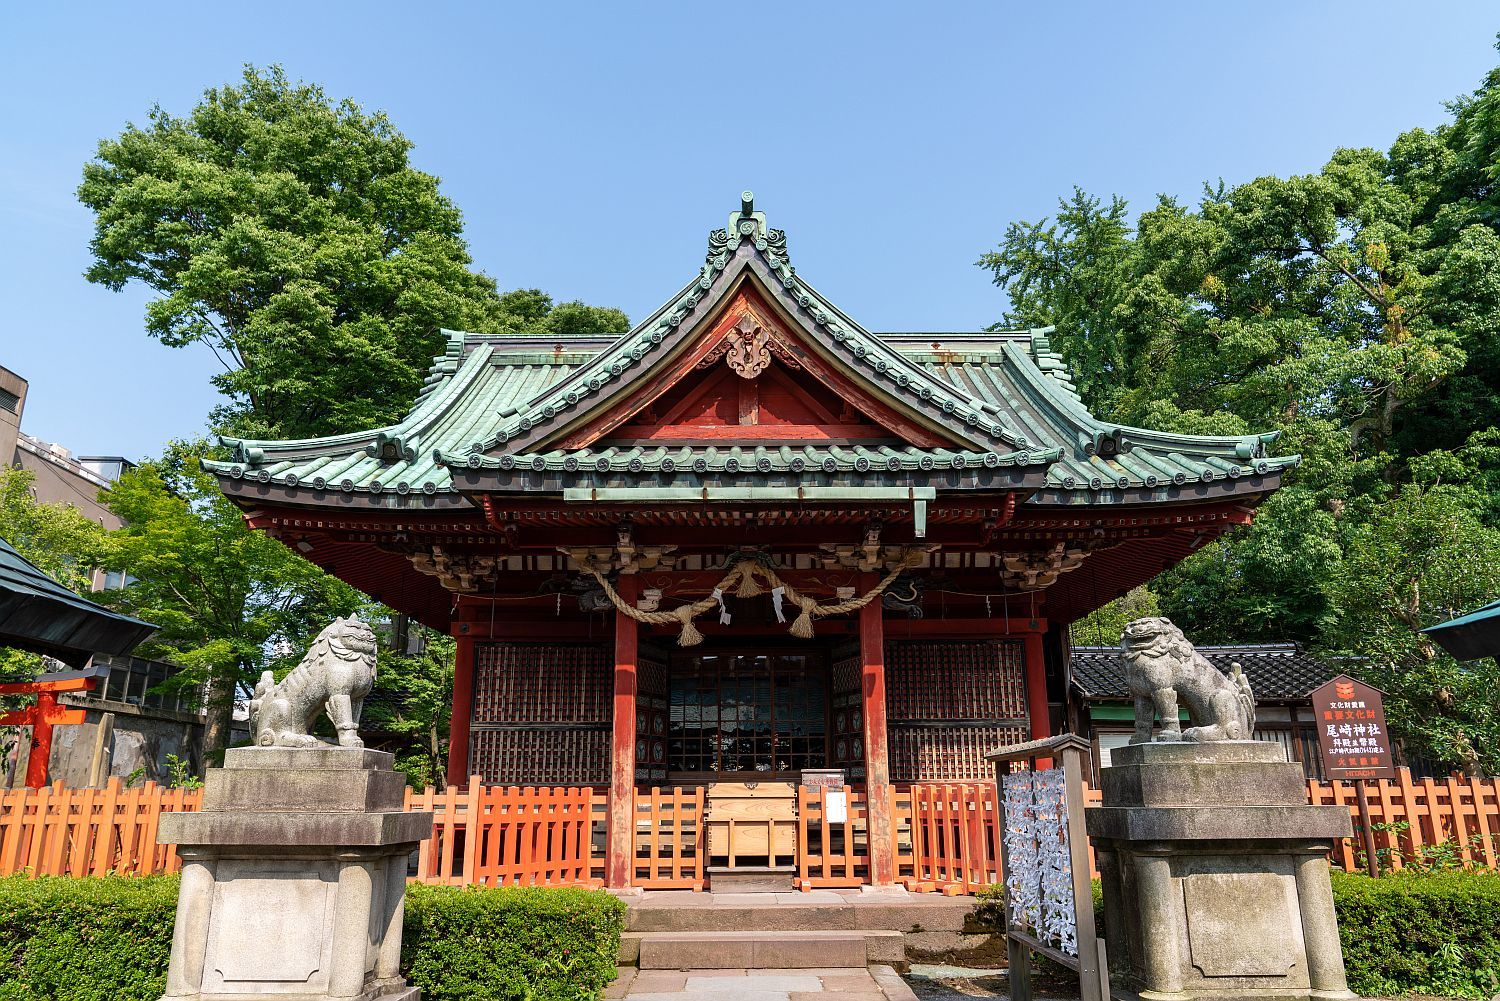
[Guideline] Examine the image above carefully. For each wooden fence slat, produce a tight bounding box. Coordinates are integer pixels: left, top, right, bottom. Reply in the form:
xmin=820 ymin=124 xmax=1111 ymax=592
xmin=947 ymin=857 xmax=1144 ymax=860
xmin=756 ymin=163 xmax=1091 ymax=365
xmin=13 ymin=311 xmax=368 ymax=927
xmin=4 ymin=769 xmax=1495 ymax=888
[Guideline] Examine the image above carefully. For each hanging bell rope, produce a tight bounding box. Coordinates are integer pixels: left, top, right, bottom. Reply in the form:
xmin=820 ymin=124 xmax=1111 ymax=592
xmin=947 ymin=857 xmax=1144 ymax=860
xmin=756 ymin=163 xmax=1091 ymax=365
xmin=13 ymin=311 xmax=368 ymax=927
xmin=564 ymin=548 xmax=924 ymax=645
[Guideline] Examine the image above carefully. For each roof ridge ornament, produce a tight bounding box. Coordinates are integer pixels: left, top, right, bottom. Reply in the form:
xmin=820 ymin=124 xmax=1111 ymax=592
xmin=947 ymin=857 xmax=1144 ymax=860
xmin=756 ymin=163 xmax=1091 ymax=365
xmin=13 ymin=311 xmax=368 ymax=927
xmin=705 ymin=190 xmax=793 ymax=283
xmin=728 ymin=190 xmax=767 ymax=240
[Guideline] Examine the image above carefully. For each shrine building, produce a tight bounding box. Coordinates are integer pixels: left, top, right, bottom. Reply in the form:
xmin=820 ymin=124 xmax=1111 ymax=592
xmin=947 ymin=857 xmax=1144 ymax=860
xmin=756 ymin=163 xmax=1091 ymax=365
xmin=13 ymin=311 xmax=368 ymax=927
xmin=207 ymin=195 xmax=1296 ymax=887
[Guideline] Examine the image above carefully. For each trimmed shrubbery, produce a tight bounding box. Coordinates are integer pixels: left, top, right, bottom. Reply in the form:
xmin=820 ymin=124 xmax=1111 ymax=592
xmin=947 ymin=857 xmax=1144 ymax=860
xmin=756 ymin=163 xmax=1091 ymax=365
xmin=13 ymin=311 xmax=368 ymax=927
xmin=1331 ymin=869 xmax=1500 ymax=999
xmin=403 ymin=883 xmax=626 ymax=1001
xmin=976 ymin=868 xmax=1500 ymax=999
xmin=0 ymin=874 xmax=177 ymax=1001
xmin=0 ymin=874 xmax=626 ymax=1001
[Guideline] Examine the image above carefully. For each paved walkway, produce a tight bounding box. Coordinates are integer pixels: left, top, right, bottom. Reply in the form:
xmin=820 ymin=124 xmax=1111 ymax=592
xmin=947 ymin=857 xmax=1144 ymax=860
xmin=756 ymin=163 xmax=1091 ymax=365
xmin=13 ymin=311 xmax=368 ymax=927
xmin=609 ymin=967 xmax=917 ymax=1001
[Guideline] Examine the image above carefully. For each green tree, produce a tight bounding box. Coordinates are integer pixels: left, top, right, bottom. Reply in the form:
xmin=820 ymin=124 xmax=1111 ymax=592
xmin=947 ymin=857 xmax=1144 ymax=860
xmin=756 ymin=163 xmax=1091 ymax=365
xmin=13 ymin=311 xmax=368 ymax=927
xmin=0 ymin=467 xmax=108 ymax=597
xmin=0 ymin=469 xmax=111 ymax=775
xmin=98 ymin=440 xmax=366 ymax=765
xmin=1324 ymin=486 xmax=1500 ymax=774
xmin=363 ymin=630 xmax=454 ymax=789
xmin=78 ymin=66 xmax=628 ymax=441
xmin=979 ymin=49 xmax=1500 ymax=771
xmin=1069 ymin=586 xmax=1161 ymax=647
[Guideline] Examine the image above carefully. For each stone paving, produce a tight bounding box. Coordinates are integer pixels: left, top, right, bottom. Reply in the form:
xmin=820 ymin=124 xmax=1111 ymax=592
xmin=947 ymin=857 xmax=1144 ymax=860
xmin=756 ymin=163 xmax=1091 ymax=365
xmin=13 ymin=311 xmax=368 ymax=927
xmin=608 ymin=966 xmax=918 ymax=1001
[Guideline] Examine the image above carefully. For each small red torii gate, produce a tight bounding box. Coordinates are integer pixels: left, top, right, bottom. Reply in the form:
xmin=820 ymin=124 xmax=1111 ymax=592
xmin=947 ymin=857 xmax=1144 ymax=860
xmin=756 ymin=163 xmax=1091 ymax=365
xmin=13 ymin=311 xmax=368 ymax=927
xmin=0 ymin=666 xmax=105 ymax=788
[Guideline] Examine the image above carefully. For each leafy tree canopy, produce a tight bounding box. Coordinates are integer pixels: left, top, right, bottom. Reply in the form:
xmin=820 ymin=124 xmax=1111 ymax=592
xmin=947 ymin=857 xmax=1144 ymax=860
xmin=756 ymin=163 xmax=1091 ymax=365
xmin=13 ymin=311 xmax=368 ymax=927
xmin=98 ymin=440 xmax=367 ymax=760
xmin=0 ymin=468 xmax=110 ymax=687
xmin=79 ymin=65 xmax=628 ymax=441
xmin=980 ymin=45 xmax=1500 ymax=772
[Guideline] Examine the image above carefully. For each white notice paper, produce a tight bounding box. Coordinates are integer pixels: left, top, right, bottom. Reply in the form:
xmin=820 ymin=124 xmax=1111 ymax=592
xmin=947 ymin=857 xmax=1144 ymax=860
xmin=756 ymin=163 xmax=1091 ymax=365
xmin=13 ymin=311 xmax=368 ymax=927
xmin=826 ymin=790 xmax=848 ymax=824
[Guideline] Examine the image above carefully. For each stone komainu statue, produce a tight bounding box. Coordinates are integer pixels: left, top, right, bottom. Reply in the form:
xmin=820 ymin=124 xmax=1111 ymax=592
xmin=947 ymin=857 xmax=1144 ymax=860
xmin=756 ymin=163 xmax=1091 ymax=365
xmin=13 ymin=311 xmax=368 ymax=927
xmin=1121 ymin=616 xmax=1255 ymax=743
xmin=249 ymin=616 xmax=378 ymax=748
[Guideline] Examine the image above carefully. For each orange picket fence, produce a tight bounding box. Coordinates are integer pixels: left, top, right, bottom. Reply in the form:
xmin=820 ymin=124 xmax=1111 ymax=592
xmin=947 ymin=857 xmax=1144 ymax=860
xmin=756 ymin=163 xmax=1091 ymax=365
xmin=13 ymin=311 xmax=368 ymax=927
xmin=404 ymin=781 xmax=606 ymax=887
xmin=0 ymin=779 xmax=200 ymax=878
xmin=798 ymin=785 xmax=873 ymax=888
xmin=4 ymin=768 xmax=1497 ymax=888
xmin=1306 ymin=768 xmax=1500 ymax=872
xmin=632 ymin=786 xmax=705 ymax=889
xmin=902 ymin=782 xmax=1002 ymax=893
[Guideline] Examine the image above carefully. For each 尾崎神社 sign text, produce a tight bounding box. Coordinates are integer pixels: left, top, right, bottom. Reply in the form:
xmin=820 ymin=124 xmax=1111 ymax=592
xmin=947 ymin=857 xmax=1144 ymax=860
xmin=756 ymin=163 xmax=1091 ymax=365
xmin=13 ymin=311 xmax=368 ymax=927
xmin=1308 ymin=675 xmax=1395 ymax=781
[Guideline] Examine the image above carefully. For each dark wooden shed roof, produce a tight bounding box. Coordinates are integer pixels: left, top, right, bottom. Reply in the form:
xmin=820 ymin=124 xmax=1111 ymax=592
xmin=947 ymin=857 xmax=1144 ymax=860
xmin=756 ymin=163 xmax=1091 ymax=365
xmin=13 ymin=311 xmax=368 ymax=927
xmin=0 ymin=535 xmax=156 ymax=666
xmin=1070 ymin=643 xmax=1339 ymax=702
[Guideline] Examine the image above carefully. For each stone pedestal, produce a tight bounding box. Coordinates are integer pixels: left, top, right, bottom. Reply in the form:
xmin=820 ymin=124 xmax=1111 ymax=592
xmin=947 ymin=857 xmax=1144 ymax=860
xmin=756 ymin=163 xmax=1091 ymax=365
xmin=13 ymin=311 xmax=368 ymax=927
xmin=1085 ymin=742 xmax=1356 ymax=1001
xmin=157 ymin=747 xmax=434 ymax=1001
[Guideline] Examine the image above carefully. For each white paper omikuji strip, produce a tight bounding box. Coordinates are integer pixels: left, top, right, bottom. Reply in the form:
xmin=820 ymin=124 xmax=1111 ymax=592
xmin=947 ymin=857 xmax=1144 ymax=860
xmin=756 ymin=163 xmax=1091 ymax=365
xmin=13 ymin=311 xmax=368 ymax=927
xmin=1033 ymin=768 xmax=1078 ymax=956
xmin=1002 ymin=771 xmax=1042 ymax=931
xmin=1001 ymin=767 xmax=1078 ymax=957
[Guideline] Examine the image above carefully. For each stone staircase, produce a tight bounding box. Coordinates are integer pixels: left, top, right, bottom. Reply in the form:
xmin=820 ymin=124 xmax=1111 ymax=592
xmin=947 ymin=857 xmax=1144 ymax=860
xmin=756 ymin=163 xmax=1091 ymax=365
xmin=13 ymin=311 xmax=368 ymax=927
xmin=619 ymin=890 xmax=982 ymax=971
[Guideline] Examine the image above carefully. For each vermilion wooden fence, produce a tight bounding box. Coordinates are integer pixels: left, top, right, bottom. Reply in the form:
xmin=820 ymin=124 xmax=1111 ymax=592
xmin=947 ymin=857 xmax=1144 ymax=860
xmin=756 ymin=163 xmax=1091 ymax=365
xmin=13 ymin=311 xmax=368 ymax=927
xmin=902 ymin=782 xmax=1001 ymax=893
xmin=797 ymin=786 xmax=872 ymax=888
xmin=404 ymin=781 xmax=605 ymax=886
xmin=5 ymin=768 xmax=1497 ymax=888
xmin=631 ymin=786 xmax=705 ymax=890
xmin=0 ymin=779 xmax=199 ymax=878
xmin=1306 ymin=769 xmax=1500 ymax=872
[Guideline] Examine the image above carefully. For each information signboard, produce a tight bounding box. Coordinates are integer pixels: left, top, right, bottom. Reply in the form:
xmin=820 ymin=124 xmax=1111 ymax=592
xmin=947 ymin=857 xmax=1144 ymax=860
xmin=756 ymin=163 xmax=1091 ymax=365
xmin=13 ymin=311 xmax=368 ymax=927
xmin=1308 ymin=675 xmax=1395 ymax=781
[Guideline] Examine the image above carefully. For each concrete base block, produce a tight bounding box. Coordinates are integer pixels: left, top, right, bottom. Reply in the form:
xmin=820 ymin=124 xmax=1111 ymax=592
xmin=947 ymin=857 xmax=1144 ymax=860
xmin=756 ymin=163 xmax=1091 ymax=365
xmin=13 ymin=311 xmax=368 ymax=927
xmin=1088 ymin=742 xmax=1356 ymax=1001
xmin=158 ymin=750 xmax=432 ymax=1001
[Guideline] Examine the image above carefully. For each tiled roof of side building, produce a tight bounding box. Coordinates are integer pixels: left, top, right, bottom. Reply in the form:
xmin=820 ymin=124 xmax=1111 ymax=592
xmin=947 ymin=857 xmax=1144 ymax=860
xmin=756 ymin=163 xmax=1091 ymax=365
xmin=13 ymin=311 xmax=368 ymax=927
xmin=204 ymin=199 xmax=1299 ymax=508
xmin=1070 ymin=643 xmax=1344 ymax=702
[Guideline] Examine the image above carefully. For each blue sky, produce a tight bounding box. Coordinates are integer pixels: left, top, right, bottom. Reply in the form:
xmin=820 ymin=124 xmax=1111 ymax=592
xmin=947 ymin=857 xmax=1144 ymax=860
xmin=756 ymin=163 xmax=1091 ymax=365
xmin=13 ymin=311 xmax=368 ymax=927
xmin=3 ymin=3 xmax=1497 ymax=460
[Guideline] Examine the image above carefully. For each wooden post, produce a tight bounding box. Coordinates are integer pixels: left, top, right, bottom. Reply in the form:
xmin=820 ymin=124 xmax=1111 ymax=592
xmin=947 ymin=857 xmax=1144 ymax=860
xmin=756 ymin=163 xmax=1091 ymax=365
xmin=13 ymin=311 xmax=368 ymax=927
xmin=859 ymin=576 xmax=894 ymax=886
xmin=1022 ymin=632 xmax=1051 ymax=768
xmin=1355 ymin=780 xmax=1379 ymax=877
xmin=445 ymin=633 xmax=476 ymax=789
xmin=608 ymin=576 xmax=640 ymax=889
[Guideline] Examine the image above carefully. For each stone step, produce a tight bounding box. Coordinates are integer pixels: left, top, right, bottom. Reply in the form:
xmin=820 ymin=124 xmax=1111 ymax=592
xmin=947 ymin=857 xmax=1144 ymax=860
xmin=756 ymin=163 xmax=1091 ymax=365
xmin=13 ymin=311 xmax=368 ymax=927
xmin=625 ymin=895 xmax=974 ymax=934
xmin=623 ymin=929 xmax=905 ymax=969
xmin=705 ymin=865 xmax=796 ymax=893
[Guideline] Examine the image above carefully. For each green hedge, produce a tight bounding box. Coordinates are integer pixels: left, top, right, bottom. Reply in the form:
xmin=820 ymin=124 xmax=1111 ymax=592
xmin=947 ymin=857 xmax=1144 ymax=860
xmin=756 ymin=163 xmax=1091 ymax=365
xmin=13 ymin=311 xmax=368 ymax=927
xmin=0 ymin=875 xmax=177 ymax=1001
xmin=0 ymin=875 xmax=626 ymax=1001
xmin=403 ymin=883 xmax=625 ymax=1001
xmin=975 ymin=869 xmax=1500 ymax=999
xmin=1331 ymin=869 xmax=1500 ymax=999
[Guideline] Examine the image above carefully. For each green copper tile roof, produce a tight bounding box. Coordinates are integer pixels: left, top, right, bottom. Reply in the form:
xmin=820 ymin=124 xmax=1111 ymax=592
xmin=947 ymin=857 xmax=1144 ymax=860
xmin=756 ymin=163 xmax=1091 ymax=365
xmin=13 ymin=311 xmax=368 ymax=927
xmin=207 ymin=196 xmax=1298 ymax=507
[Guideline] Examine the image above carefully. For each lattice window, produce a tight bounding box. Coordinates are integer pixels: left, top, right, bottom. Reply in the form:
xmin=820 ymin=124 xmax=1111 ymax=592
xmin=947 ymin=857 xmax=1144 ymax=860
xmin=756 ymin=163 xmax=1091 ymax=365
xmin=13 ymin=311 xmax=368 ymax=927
xmin=637 ymin=643 xmax=670 ymax=783
xmin=472 ymin=643 xmax=610 ymax=724
xmin=830 ymin=642 xmax=865 ymax=779
xmin=886 ymin=639 xmax=1028 ymax=781
xmin=892 ymin=724 xmax=1029 ymax=782
xmin=469 ymin=728 xmax=611 ymax=786
xmin=470 ymin=642 xmax=611 ymax=785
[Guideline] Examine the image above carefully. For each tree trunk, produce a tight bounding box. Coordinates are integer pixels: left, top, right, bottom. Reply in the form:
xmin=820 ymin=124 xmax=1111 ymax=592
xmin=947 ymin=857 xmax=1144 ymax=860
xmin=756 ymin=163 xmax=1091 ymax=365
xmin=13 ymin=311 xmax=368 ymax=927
xmin=199 ymin=668 xmax=239 ymax=775
xmin=429 ymin=721 xmax=445 ymax=792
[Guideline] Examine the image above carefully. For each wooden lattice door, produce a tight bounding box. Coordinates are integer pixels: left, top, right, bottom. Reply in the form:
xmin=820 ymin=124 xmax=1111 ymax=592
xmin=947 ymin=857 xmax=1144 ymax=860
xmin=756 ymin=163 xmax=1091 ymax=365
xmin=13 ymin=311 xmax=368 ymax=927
xmin=636 ymin=642 xmax=670 ymax=784
xmin=885 ymin=639 xmax=1030 ymax=781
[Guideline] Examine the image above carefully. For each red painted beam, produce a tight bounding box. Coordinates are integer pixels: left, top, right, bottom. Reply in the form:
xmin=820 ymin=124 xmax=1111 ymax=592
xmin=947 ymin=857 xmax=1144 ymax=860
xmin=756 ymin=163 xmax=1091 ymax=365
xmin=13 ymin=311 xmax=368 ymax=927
xmin=607 ymin=576 xmax=639 ymax=889
xmin=0 ymin=692 xmax=87 ymax=788
xmin=446 ymin=635 xmax=476 ymax=788
xmin=1022 ymin=632 xmax=1052 ymax=769
xmin=859 ymin=581 xmax=895 ymax=886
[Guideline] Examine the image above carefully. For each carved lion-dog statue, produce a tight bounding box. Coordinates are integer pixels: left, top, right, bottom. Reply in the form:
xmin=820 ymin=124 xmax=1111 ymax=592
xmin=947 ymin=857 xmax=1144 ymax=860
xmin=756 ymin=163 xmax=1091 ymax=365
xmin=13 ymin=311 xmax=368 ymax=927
xmin=1121 ymin=616 xmax=1255 ymax=744
xmin=249 ymin=616 xmax=378 ymax=748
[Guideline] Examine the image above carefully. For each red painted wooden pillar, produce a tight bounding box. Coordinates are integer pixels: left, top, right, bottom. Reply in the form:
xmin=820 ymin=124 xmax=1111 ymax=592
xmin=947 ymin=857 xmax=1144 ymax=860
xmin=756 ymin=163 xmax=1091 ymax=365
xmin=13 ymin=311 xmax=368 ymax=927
xmin=446 ymin=633 xmax=476 ymax=788
xmin=0 ymin=678 xmax=91 ymax=789
xmin=608 ymin=576 xmax=640 ymax=889
xmin=859 ymin=575 xmax=895 ymax=886
xmin=1022 ymin=631 xmax=1052 ymax=768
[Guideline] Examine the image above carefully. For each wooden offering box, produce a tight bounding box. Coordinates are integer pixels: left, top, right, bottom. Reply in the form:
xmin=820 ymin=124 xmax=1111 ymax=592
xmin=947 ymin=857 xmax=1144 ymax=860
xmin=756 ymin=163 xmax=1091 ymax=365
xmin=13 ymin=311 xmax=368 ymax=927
xmin=706 ymin=781 xmax=798 ymax=862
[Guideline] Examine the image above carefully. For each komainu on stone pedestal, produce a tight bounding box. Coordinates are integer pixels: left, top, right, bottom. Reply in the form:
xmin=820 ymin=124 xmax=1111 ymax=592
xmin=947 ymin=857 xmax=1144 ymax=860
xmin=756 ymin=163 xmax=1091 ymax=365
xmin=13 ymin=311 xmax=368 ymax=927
xmin=158 ymin=617 xmax=431 ymax=1001
xmin=1122 ymin=617 xmax=1255 ymax=743
xmin=1094 ymin=619 xmax=1356 ymax=1001
xmin=249 ymin=616 xmax=377 ymax=748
